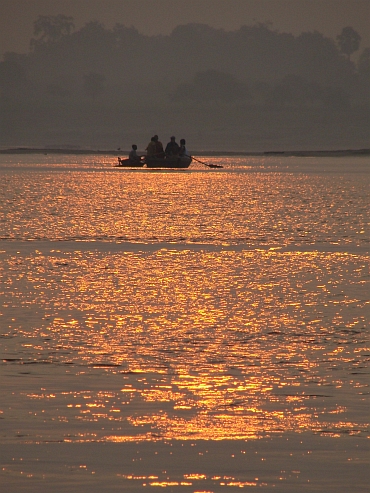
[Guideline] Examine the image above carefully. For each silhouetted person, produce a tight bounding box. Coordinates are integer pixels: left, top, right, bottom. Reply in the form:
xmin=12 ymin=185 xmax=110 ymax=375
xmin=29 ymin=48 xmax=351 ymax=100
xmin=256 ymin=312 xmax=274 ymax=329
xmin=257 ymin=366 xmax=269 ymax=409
xmin=129 ymin=144 xmax=141 ymax=163
xmin=146 ymin=137 xmax=157 ymax=157
xmin=165 ymin=136 xmax=180 ymax=156
xmin=179 ymin=139 xmax=190 ymax=157
xmin=153 ymin=135 xmax=165 ymax=158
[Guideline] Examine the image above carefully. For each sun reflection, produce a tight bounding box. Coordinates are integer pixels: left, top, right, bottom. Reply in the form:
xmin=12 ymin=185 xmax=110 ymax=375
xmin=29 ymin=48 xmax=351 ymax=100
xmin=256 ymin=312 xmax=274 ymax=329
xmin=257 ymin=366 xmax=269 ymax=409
xmin=1 ymin=167 xmax=368 ymax=246
xmin=1 ymin=237 xmax=369 ymax=443
xmin=116 ymin=469 xmax=263 ymax=489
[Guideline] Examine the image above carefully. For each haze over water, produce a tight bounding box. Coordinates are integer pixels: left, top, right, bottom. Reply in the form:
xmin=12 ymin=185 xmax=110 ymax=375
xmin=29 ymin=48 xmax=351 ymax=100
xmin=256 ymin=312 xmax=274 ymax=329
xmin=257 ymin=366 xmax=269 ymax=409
xmin=0 ymin=153 xmax=369 ymax=491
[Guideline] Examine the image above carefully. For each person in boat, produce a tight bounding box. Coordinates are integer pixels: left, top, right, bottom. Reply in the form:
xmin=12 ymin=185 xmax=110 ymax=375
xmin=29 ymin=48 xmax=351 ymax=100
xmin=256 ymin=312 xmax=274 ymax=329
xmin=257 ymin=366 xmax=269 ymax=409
xmin=128 ymin=144 xmax=142 ymax=163
xmin=153 ymin=135 xmax=165 ymax=158
xmin=146 ymin=137 xmax=157 ymax=157
xmin=179 ymin=139 xmax=190 ymax=157
xmin=165 ymin=136 xmax=180 ymax=157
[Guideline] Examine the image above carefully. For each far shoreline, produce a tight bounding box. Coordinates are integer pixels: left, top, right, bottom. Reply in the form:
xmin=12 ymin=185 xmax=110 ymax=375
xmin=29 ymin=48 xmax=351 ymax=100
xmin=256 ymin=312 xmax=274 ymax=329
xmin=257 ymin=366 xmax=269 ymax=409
xmin=0 ymin=147 xmax=369 ymax=157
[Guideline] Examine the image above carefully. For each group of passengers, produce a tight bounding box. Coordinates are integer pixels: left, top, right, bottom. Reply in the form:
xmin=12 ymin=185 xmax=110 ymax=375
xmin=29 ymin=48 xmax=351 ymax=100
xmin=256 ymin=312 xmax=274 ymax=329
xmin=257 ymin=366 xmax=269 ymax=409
xmin=128 ymin=135 xmax=189 ymax=163
xmin=147 ymin=135 xmax=189 ymax=159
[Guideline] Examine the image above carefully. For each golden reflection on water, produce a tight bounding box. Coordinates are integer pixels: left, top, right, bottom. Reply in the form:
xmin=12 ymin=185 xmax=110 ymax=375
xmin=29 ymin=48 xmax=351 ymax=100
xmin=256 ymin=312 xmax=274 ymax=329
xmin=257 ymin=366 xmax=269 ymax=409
xmin=1 ymin=159 xmax=369 ymax=444
xmin=1 ymin=169 xmax=368 ymax=246
xmin=1 ymin=246 xmax=368 ymax=442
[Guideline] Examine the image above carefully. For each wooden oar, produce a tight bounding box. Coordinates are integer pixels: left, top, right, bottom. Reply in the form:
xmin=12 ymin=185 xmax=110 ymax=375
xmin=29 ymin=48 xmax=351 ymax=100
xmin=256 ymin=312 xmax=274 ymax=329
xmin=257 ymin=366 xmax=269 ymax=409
xmin=191 ymin=156 xmax=223 ymax=168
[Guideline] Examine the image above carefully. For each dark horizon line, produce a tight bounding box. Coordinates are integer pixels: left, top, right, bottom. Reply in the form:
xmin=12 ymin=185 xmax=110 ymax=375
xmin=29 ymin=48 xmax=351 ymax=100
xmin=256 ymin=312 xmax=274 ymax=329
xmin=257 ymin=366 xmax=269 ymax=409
xmin=1 ymin=147 xmax=369 ymax=157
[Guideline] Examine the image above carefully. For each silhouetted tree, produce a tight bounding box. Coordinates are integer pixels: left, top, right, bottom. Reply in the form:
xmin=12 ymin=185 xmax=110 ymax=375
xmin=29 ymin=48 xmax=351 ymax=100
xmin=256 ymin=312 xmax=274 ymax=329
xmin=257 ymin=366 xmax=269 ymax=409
xmin=295 ymin=31 xmax=347 ymax=86
xmin=69 ymin=21 xmax=118 ymax=79
xmin=113 ymin=24 xmax=143 ymax=49
xmin=336 ymin=27 xmax=361 ymax=61
xmin=30 ymin=15 xmax=75 ymax=51
xmin=74 ymin=21 xmax=114 ymax=47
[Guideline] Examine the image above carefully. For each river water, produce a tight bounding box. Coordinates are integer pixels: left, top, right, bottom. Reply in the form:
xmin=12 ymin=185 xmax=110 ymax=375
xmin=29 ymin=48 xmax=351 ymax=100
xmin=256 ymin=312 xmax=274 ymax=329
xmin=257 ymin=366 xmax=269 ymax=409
xmin=0 ymin=153 xmax=369 ymax=491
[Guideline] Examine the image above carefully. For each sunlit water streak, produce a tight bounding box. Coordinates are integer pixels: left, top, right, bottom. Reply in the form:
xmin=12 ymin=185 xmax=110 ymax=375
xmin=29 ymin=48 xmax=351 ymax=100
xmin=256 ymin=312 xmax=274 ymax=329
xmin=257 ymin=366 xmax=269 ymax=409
xmin=0 ymin=154 xmax=369 ymax=446
xmin=1 ymin=156 xmax=368 ymax=246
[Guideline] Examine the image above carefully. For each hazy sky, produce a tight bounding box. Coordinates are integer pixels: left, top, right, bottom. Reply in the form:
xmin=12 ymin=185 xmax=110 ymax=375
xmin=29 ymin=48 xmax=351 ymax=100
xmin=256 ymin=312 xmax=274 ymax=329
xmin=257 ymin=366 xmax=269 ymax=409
xmin=1 ymin=0 xmax=369 ymax=57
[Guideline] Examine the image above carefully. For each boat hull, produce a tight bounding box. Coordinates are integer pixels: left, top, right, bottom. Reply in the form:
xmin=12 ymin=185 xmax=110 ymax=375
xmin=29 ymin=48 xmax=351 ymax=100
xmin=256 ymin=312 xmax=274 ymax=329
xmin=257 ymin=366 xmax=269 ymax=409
xmin=115 ymin=158 xmax=145 ymax=168
xmin=144 ymin=156 xmax=192 ymax=168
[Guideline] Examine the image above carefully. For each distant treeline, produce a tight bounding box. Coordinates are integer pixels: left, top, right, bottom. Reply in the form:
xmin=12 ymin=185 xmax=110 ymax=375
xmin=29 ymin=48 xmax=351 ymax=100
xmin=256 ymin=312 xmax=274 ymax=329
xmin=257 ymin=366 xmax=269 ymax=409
xmin=1 ymin=16 xmax=369 ymax=106
xmin=0 ymin=16 xmax=369 ymax=149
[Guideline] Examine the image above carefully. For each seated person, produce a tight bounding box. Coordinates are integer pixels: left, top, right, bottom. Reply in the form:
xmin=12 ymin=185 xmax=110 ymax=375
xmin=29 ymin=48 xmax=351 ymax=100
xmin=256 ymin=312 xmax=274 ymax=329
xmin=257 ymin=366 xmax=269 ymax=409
xmin=179 ymin=139 xmax=190 ymax=157
xmin=165 ymin=136 xmax=180 ymax=157
xmin=129 ymin=144 xmax=141 ymax=163
xmin=146 ymin=137 xmax=157 ymax=157
xmin=153 ymin=135 xmax=165 ymax=158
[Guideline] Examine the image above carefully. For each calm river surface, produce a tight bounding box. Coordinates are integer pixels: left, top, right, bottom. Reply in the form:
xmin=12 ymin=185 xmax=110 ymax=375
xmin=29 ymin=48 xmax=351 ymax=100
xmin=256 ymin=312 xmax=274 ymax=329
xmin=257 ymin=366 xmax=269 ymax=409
xmin=0 ymin=153 xmax=369 ymax=491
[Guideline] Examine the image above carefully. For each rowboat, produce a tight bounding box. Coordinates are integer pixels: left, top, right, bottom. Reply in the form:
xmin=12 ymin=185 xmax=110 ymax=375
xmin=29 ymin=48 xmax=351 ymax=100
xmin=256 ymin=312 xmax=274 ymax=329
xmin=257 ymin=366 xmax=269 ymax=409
xmin=144 ymin=155 xmax=192 ymax=168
